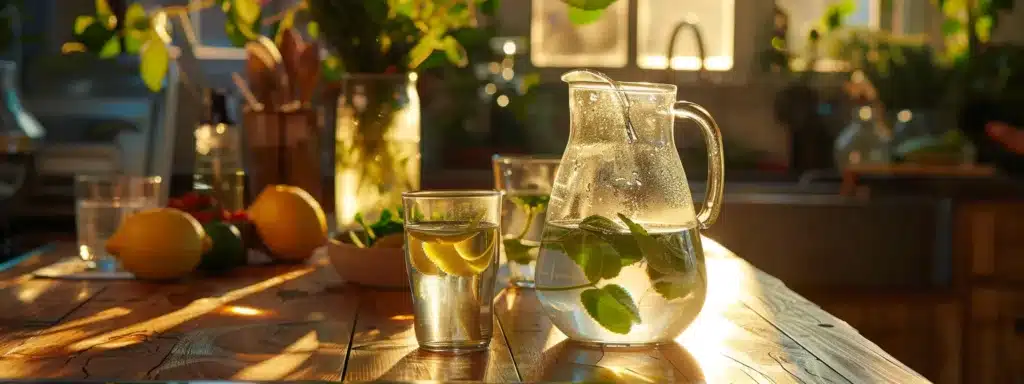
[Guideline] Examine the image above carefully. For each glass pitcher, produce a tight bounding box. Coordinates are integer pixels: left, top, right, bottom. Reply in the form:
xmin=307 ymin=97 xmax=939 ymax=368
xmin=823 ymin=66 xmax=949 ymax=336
xmin=534 ymin=70 xmax=724 ymax=346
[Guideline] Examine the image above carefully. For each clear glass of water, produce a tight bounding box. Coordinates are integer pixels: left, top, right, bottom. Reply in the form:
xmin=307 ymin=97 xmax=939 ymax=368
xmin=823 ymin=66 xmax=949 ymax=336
xmin=492 ymin=155 xmax=559 ymax=288
xmin=402 ymin=190 xmax=502 ymax=353
xmin=75 ymin=175 xmax=162 ymax=271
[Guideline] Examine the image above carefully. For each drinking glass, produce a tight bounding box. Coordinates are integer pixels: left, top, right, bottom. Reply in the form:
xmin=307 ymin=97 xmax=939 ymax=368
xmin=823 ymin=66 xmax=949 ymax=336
xmin=75 ymin=175 xmax=162 ymax=271
xmin=492 ymin=155 xmax=559 ymax=288
xmin=402 ymin=190 xmax=502 ymax=353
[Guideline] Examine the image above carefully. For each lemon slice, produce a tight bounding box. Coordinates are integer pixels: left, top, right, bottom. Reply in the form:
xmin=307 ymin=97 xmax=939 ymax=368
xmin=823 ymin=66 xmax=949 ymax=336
xmin=421 ymin=241 xmax=476 ymax=277
xmin=408 ymin=231 xmax=477 ymax=244
xmin=407 ymin=237 xmax=440 ymax=275
xmin=455 ymin=231 xmax=496 ymax=273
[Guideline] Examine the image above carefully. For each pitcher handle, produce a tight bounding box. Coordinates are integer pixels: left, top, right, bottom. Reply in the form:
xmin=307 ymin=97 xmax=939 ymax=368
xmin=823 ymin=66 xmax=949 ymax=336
xmin=673 ymin=101 xmax=724 ymax=229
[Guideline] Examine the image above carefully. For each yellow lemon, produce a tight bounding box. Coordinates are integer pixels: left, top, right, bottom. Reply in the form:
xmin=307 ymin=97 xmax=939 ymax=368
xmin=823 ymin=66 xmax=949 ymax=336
xmin=406 ymin=236 xmax=440 ymax=275
xmin=420 ymin=241 xmax=476 ymax=277
xmin=247 ymin=185 xmax=327 ymax=262
xmin=106 ymin=208 xmax=210 ymax=280
xmin=455 ymin=230 xmax=496 ymax=273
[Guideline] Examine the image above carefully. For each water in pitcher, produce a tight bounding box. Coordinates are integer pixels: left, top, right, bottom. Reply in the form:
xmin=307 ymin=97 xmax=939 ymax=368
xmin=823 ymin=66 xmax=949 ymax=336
xmin=405 ymin=221 xmax=499 ymax=352
xmin=535 ymin=219 xmax=707 ymax=346
xmin=76 ymin=198 xmax=156 ymax=262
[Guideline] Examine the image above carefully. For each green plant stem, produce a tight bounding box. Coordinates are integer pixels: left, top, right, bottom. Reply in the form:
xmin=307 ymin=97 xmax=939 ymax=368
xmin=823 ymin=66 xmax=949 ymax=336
xmin=535 ymin=282 xmax=597 ymax=292
xmin=516 ymin=207 xmax=536 ymax=240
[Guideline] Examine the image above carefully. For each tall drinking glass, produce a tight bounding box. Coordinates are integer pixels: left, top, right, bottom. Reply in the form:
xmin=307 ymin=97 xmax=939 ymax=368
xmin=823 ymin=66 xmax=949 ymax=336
xmin=75 ymin=175 xmax=162 ymax=271
xmin=402 ymin=190 xmax=502 ymax=353
xmin=492 ymin=155 xmax=558 ymax=288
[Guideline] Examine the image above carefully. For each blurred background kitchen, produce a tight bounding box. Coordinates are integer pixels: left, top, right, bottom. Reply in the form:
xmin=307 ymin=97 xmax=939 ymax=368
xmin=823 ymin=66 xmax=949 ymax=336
xmin=0 ymin=0 xmax=1022 ymax=382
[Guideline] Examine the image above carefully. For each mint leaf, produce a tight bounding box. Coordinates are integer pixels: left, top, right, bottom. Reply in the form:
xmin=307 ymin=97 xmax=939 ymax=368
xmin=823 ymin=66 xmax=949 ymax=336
xmin=555 ymin=229 xmax=621 ymax=283
xmin=568 ymin=7 xmax=604 ymax=25
xmin=579 ymin=215 xmax=623 ymax=233
xmin=511 ymin=195 xmax=550 ymax=211
xmin=647 ymin=266 xmax=699 ymax=300
xmin=504 ymin=238 xmax=539 ymax=264
xmin=580 ymin=215 xmax=642 ymax=267
xmin=561 ymin=0 xmax=619 ymax=11
xmin=581 ymin=284 xmax=641 ymax=334
xmin=618 ymin=214 xmax=688 ymax=275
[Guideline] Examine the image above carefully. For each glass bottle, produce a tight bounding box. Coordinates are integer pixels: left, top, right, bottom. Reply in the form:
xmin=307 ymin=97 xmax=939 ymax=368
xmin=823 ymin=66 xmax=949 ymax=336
xmin=194 ymin=89 xmax=245 ymax=211
xmin=834 ymin=105 xmax=892 ymax=169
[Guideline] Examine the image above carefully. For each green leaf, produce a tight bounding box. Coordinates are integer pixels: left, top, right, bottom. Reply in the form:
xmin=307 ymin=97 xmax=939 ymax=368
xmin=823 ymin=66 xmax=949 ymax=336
xmin=975 ymin=16 xmax=994 ymax=42
xmin=321 ymin=54 xmax=344 ymax=82
xmin=77 ymin=22 xmax=116 ymax=52
xmin=504 ymin=238 xmax=539 ymax=264
xmin=440 ymin=36 xmax=468 ymax=67
xmin=307 ymin=21 xmax=320 ymax=39
xmin=618 ymin=214 xmax=688 ymax=275
xmin=95 ymin=0 xmax=113 ymax=19
xmin=941 ymin=19 xmax=963 ymax=36
xmin=580 ymin=284 xmax=641 ymax=334
xmin=560 ymin=0 xmax=619 ymax=11
xmin=124 ymin=31 xmax=144 ymax=54
xmin=224 ymin=20 xmax=250 ymax=47
xmin=125 ymin=3 xmax=148 ymax=30
xmin=74 ymin=15 xmax=96 ymax=35
xmin=561 ymin=230 xmax=621 ymax=283
xmin=140 ymin=35 xmax=169 ymax=91
xmin=647 ymin=266 xmax=699 ymax=300
xmin=567 ymin=7 xmax=603 ymax=25
xmin=579 ymin=215 xmax=642 ymax=266
xmin=233 ymin=0 xmax=261 ymax=26
xmin=98 ymin=36 xmax=121 ymax=58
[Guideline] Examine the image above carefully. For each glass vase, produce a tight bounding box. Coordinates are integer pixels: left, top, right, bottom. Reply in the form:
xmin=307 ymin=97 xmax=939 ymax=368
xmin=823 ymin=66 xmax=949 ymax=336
xmin=335 ymin=73 xmax=421 ymax=228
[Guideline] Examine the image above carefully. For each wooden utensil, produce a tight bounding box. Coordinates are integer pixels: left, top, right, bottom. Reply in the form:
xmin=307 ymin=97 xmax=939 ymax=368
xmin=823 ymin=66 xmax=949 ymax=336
xmin=279 ymin=29 xmax=304 ymax=101
xmin=244 ymin=45 xmax=274 ymax=105
xmin=295 ymin=44 xmax=321 ymax=103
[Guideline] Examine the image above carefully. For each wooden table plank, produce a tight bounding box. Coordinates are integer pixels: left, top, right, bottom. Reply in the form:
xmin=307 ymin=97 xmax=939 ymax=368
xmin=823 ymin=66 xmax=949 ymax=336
xmin=0 ymin=255 xmax=359 ymax=381
xmin=0 ymin=240 xmax=930 ymax=383
xmin=343 ymin=290 xmax=519 ymax=382
xmin=493 ymin=266 xmax=851 ymax=383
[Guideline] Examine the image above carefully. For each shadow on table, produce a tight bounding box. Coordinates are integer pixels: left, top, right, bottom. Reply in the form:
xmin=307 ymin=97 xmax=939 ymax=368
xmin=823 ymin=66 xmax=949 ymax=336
xmin=536 ymin=341 xmax=705 ymax=383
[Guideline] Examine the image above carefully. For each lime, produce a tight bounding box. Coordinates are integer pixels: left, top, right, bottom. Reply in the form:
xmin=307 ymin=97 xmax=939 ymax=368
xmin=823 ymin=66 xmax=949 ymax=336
xmin=198 ymin=222 xmax=246 ymax=273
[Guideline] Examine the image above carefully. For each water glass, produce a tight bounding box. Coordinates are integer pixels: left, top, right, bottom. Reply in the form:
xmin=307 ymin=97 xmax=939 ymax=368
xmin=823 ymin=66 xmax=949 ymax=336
xmin=75 ymin=175 xmax=162 ymax=271
xmin=402 ymin=190 xmax=502 ymax=353
xmin=492 ymin=155 xmax=559 ymax=288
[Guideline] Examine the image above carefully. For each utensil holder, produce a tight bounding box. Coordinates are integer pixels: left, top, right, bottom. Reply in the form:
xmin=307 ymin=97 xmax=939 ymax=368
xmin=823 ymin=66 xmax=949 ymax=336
xmin=242 ymin=107 xmax=323 ymax=205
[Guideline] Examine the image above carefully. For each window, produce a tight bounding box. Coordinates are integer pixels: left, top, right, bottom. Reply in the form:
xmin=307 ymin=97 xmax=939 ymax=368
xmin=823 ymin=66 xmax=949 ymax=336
xmin=530 ymin=0 xmax=629 ymax=68
xmin=636 ymin=0 xmax=735 ymax=71
xmin=776 ymin=0 xmax=880 ymax=53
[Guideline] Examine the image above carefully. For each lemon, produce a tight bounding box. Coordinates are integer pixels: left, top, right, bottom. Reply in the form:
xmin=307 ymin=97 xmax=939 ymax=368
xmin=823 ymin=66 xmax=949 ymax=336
xmin=247 ymin=185 xmax=327 ymax=262
xmin=106 ymin=208 xmax=210 ymax=280
xmin=407 ymin=236 xmax=440 ymax=275
xmin=455 ymin=231 xmax=496 ymax=273
xmin=420 ymin=241 xmax=476 ymax=276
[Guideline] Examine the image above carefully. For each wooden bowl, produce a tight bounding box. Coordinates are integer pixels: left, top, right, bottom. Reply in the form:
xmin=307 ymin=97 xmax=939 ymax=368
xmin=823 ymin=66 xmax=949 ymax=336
xmin=325 ymin=238 xmax=409 ymax=288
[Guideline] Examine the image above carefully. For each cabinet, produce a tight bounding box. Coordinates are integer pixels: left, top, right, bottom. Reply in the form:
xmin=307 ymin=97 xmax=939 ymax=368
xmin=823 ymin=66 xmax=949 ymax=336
xmin=958 ymin=202 xmax=1024 ymax=383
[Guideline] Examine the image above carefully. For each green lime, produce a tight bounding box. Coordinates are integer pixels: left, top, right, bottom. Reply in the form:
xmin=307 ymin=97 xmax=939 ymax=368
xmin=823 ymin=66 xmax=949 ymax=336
xmin=198 ymin=222 xmax=246 ymax=273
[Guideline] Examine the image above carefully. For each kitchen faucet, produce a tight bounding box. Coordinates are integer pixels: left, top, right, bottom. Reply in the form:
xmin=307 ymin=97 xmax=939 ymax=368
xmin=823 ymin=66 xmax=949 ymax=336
xmin=665 ymin=20 xmax=708 ymax=84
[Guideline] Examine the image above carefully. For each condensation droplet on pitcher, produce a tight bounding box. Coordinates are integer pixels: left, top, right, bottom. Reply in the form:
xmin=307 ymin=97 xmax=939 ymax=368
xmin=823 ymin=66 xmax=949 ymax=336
xmin=589 ymin=93 xmax=599 ymax=102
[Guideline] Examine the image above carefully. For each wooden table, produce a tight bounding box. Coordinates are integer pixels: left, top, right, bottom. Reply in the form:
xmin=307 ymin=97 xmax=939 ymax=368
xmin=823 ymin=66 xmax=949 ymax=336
xmin=0 ymin=239 xmax=929 ymax=383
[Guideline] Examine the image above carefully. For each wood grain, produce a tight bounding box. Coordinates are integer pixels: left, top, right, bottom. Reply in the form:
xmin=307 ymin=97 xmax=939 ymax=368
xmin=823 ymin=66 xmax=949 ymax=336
xmin=343 ymin=290 xmax=519 ymax=382
xmin=708 ymin=238 xmax=931 ymax=384
xmin=0 ymin=241 xmax=928 ymax=383
xmin=0 ymin=255 xmax=358 ymax=380
xmin=494 ymin=273 xmax=850 ymax=383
